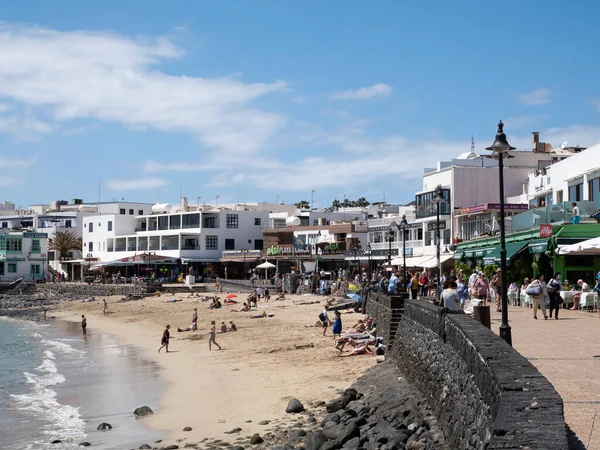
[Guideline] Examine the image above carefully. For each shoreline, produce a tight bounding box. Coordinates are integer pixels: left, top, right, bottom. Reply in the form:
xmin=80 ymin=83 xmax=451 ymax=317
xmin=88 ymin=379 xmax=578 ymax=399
xmin=49 ymin=291 xmax=376 ymax=446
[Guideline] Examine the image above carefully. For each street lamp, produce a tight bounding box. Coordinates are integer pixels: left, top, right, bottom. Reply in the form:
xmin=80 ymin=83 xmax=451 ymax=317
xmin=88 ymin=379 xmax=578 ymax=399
xmin=365 ymin=243 xmax=372 ymax=279
xmin=399 ymin=215 xmax=408 ymax=291
xmin=387 ymin=221 xmax=397 ymax=265
xmin=486 ymin=120 xmax=515 ymax=347
xmin=432 ymin=186 xmax=446 ymax=299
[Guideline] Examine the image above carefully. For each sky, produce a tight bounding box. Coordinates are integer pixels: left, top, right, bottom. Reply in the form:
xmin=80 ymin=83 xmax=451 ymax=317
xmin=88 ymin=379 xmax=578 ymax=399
xmin=1 ymin=1 xmax=600 ymax=209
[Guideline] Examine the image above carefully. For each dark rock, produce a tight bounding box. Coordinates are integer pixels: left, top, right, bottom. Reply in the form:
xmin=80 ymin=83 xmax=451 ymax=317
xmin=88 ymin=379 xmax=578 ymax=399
xmin=342 ymin=389 xmax=358 ymax=401
xmin=225 ymin=427 xmax=242 ymax=434
xmin=139 ymin=445 xmax=152 ymax=450
xmin=325 ymin=396 xmax=352 ymax=413
xmin=51 ymin=440 xmax=62 ymax=445
xmin=289 ymin=429 xmax=307 ymax=440
xmin=306 ymin=416 xmax=317 ymax=424
xmin=322 ymin=423 xmax=346 ymax=441
xmin=183 ymin=426 xmax=193 ymax=432
xmin=319 ymin=442 xmax=339 ymax=450
xmin=350 ymin=416 xmax=367 ymax=428
xmin=334 ymin=423 xmax=360 ymax=446
xmin=342 ymin=437 xmax=361 ymax=449
xmin=320 ymin=413 xmax=341 ymax=427
xmin=79 ymin=443 xmax=91 ymax=447
xmin=314 ymin=400 xmax=326 ymax=407
xmin=305 ymin=431 xmax=327 ymax=450
xmin=250 ymin=434 xmax=264 ymax=445
xmin=286 ymin=398 xmax=305 ymax=414
xmin=229 ymin=447 xmax=245 ymax=450
xmin=97 ymin=422 xmax=112 ymax=431
xmin=292 ymin=422 xmax=303 ymax=428
xmin=259 ymin=420 xmax=270 ymax=425
xmin=155 ymin=440 xmax=163 ymax=444
xmin=134 ymin=406 xmax=154 ymax=417
xmin=162 ymin=446 xmax=179 ymax=450
xmin=345 ymin=401 xmax=368 ymax=416
xmin=322 ymin=421 xmax=339 ymax=430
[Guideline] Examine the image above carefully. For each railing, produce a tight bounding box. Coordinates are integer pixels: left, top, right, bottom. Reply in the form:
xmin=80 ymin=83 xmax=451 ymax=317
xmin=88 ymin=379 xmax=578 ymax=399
xmin=512 ymin=200 xmax=600 ymax=232
xmin=368 ymin=241 xmax=424 ymax=254
xmin=181 ymin=245 xmax=201 ymax=250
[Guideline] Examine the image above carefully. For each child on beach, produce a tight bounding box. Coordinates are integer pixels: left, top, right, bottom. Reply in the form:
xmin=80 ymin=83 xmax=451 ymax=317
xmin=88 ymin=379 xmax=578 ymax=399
xmin=319 ymin=308 xmax=330 ymax=336
xmin=220 ymin=321 xmax=227 ymax=333
xmin=158 ymin=325 xmax=171 ymax=353
xmin=209 ymin=321 xmax=222 ymax=351
xmin=332 ymin=310 xmax=342 ymax=339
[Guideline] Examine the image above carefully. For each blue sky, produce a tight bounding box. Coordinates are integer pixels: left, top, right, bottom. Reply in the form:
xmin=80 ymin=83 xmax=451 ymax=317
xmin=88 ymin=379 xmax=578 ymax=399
xmin=1 ymin=1 xmax=600 ymax=209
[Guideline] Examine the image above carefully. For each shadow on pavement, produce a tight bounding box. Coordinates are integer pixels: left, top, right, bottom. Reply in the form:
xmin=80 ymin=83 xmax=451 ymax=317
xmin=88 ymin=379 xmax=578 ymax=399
xmin=568 ymin=423 xmax=587 ymax=450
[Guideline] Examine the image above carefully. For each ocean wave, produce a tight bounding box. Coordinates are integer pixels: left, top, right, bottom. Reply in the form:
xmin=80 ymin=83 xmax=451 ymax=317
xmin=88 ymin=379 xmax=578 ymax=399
xmin=40 ymin=339 xmax=86 ymax=357
xmin=11 ymin=358 xmax=86 ymax=442
xmin=44 ymin=350 xmax=55 ymax=360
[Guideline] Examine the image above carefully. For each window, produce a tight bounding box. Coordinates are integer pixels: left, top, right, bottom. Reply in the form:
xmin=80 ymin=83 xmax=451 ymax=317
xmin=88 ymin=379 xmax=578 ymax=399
xmin=30 ymin=265 xmax=41 ymax=276
xmin=30 ymin=239 xmax=41 ymax=253
xmin=417 ymin=228 xmax=423 ymax=241
xmin=88 ymin=223 xmax=93 ymax=233
xmin=443 ymin=229 xmax=451 ymax=245
xmin=161 ymin=235 xmax=179 ymax=251
xmin=65 ymin=220 xmax=72 ymax=228
xmin=158 ymin=216 xmax=169 ymax=231
xmin=556 ymin=190 xmax=563 ymax=203
xmin=108 ymin=221 xmax=113 ymax=231
xmin=425 ymin=231 xmax=432 ymax=246
xmin=138 ymin=210 xmax=144 ymax=215
xmin=569 ymin=183 xmax=583 ymax=202
xmin=6 ymin=238 xmax=22 ymax=252
xmin=138 ymin=236 xmax=148 ymax=251
xmin=149 ymin=236 xmax=160 ymax=251
xmin=48 ymin=251 xmax=55 ymax=261
xmin=0 ymin=263 xmax=3 ymax=275
xmin=169 ymin=215 xmax=181 ymax=230
xmin=107 ymin=239 xmax=114 ymax=252
xmin=225 ymin=239 xmax=235 ymax=250
xmin=590 ymin=178 xmax=600 ymax=202
xmin=226 ymin=214 xmax=239 ymax=228
xmin=88 ymin=242 xmax=93 ymax=252
xmin=67 ymin=251 xmax=73 ymax=259
xmin=120 ymin=208 xmax=126 ymax=215
xmin=129 ymin=209 xmax=134 ymax=215
xmin=1 ymin=222 xmax=7 ymax=228
xmin=254 ymin=239 xmax=264 ymax=250
xmin=182 ymin=213 xmax=200 ymax=229
xmin=254 ymin=218 xmax=261 ymax=226
xmin=206 ymin=235 xmax=218 ymax=250
xmin=415 ymin=188 xmax=451 ymax=219
xmin=8 ymin=263 xmax=17 ymax=273
xmin=203 ymin=217 xmax=216 ymax=228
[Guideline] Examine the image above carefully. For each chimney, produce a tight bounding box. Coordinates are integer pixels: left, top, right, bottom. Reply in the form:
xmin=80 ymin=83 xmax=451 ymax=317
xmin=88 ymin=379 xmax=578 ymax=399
xmin=532 ymin=132 xmax=540 ymax=149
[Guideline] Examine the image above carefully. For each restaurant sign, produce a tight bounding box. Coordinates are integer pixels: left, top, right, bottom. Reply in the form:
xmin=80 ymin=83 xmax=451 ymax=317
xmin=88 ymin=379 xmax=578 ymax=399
xmin=266 ymin=245 xmax=310 ymax=256
xmin=222 ymin=250 xmax=262 ymax=258
xmin=459 ymin=203 xmax=529 ymax=215
xmin=23 ymin=232 xmax=48 ymax=239
xmin=539 ymin=224 xmax=553 ymax=238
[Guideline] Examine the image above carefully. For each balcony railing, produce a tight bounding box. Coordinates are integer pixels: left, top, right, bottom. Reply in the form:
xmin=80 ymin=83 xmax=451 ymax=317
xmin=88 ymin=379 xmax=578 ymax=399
xmin=181 ymin=245 xmax=201 ymax=250
xmin=512 ymin=201 xmax=600 ymax=232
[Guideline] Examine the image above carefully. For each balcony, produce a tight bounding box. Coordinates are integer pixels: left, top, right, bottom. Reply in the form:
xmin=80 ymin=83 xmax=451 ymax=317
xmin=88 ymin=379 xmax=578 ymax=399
xmin=512 ymin=201 xmax=600 ymax=232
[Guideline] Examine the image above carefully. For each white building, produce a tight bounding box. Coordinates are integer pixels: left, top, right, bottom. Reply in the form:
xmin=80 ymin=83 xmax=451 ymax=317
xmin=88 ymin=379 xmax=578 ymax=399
xmin=0 ymin=231 xmax=49 ymax=282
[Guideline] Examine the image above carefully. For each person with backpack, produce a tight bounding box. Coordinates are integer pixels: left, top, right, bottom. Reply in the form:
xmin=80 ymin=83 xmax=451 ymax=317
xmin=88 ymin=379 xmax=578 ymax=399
xmin=526 ymin=274 xmax=548 ymax=320
xmin=547 ymin=272 xmax=563 ymax=319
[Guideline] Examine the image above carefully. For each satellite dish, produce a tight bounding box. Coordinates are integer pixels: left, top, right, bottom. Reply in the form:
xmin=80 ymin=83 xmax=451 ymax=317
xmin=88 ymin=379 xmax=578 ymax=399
xmin=560 ymin=141 xmax=568 ymax=149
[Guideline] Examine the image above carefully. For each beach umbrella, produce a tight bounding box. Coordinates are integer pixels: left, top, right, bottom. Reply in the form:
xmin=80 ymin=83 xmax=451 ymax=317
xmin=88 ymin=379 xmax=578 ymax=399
xmin=348 ymin=284 xmax=359 ymax=291
xmin=226 ymin=293 xmax=238 ymax=299
xmin=256 ymin=261 xmax=276 ymax=279
xmin=347 ymin=293 xmax=363 ymax=303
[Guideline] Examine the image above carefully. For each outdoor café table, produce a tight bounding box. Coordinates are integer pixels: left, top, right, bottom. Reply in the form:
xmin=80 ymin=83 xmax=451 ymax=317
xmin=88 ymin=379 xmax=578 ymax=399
xmin=580 ymin=292 xmax=598 ymax=310
xmin=560 ymin=291 xmax=575 ymax=308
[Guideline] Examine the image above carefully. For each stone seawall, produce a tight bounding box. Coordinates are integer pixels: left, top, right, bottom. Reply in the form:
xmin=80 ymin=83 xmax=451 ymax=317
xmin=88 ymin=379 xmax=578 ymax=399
xmin=365 ymin=291 xmax=405 ymax=349
xmin=389 ymin=299 xmax=568 ymax=449
xmin=37 ymin=283 xmax=147 ymax=297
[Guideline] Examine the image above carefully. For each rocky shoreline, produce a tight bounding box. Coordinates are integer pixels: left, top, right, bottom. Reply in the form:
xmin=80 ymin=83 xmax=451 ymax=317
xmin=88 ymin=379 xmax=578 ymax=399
xmin=130 ymin=363 xmax=446 ymax=450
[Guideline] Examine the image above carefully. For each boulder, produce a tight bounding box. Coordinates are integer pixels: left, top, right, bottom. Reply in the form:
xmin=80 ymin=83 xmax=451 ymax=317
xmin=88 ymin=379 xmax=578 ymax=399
xmin=161 ymin=446 xmax=179 ymax=450
xmin=289 ymin=429 xmax=307 ymax=441
xmin=78 ymin=443 xmax=91 ymax=447
xmin=285 ymin=398 xmax=305 ymax=414
xmin=225 ymin=427 xmax=242 ymax=434
xmin=97 ymin=422 xmax=112 ymax=431
xmin=134 ymin=406 xmax=154 ymax=417
xmin=229 ymin=447 xmax=245 ymax=450
xmin=320 ymin=413 xmax=341 ymax=427
xmin=342 ymin=437 xmax=361 ymax=449
xmin=322 ymin=423 xmax=346 ymax=441
xmin=183 ymin=426 xmax=192 ymax=432
xmin=305 ymin=432 xmax=327 ymax=450
xmin=139 ymin=445 xmax=152 ymax=450
xmin=51 ymin=440 xmax=62 ymax=444
xmin=250 ymin=434 xmax=264 ymax=444
xmin=258 ymin=420 xmax=270 ymax=425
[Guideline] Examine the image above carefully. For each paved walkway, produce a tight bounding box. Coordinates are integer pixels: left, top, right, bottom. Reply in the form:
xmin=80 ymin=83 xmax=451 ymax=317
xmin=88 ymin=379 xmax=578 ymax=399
xmin=489 ymin=305 xmax=600 ymax=449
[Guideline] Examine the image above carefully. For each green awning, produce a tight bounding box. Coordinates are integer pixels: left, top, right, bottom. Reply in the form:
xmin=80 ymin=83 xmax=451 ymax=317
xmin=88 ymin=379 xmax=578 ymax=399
xmin=453 ymin=252 xmax=464 ymax=260
xmin=483 ymin=241 xmax=529 ymax=266
xmin=474 ymin=247 xmax=495 ymax=258
xmin=528 ymin=238 xmax=549 ymax=255
xmin=464 ymin=251 xmax=474 ymax=258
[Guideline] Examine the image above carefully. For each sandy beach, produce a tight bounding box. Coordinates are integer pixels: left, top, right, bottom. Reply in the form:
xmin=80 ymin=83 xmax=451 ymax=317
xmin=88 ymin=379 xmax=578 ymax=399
xmin=52 ymin=287 xmax=376 ymax=446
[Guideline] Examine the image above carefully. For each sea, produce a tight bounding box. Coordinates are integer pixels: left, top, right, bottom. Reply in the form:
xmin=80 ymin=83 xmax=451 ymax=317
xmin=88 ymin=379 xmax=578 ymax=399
xmin=0 ymin=317 xmax=164 ymax=449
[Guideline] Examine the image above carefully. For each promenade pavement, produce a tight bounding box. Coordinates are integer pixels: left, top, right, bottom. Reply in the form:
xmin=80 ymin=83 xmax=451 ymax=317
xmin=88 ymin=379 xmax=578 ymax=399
xmin=490 ymin=305 xmax=600 ymax=449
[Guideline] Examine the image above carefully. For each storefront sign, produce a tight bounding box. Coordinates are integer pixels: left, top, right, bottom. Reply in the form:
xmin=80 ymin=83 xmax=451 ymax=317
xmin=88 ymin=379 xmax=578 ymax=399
xmin=266 ymin=245 xmax=310 ymax=256
xmin=23 ymin=232 xmax=48 ymax=238
xmin=540 ymin=224 xmax=553 ymax=238
xmin=427 ymin=221 xmax=446 ymax=231
xmin=353 ymin=220 xmax=368 ymax=232
xmin=459 ymin=203 xmax=528 ymax=214
xmin=222 ymin=250 xmax=262 ymax=258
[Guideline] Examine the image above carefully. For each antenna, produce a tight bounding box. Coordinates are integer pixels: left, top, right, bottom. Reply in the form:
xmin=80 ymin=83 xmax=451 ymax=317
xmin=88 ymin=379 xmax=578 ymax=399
xmin=471 ymin=134 xmax=475 ymax=153
xmin=561 ymin=141 xmax=568 ymax=150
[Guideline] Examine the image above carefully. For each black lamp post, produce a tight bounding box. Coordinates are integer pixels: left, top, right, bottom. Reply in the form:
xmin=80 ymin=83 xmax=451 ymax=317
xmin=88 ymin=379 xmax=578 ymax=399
xmin=399 ymin=215 xmax=408 ymax=291
xmin=486 ymin=120 xmax=515 ymax=347
xmin=365 ymin=243 xmax=372 ymax=279
xmin=432 ymin=186 xmax=446 ymax=299
xmin=387 ymin=221 xmax=397 ymax=266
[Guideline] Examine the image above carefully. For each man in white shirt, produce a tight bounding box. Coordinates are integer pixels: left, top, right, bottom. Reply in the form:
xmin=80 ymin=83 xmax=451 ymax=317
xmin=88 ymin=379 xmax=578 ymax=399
xmin=572 ymin=202 xmax=580 ymax=224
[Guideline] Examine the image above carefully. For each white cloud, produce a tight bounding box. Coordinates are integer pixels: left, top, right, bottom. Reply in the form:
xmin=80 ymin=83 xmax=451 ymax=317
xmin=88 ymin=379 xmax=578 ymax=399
xmin=0 ymin=108 xmax=52 ymax=140
xmin=0 ymin=22 xmax=287 ymax=155
xmin=0 ymin=155 xmax=37 ymax=168
xmin=106 ymin=177 xmax=168 ymax=191
xmin=331 ymin=83 xmax=393 ymax=101
xmin=520 ymin=88 xmax=553 ymax=106
xmin=0 ymin=177 xmax=16 ymax=186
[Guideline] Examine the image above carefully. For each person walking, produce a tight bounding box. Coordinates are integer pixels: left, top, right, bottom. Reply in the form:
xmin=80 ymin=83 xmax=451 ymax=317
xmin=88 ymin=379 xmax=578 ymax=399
xmin=547 ymin=272 xmax=563 ymax=319
xmin=158 ymin=325 xmax=171 ymax=353
xmin=491 ymin=268 xmax=503 ymax=312
xmin=209 ymin=320 xmax=222 ymax=351
xmin=81 ymin=315 xmax=87 ymax=336
xmin=332 ymin=311 xmax=342 ymax=339
xmin=526 ymin=275 xmax=548 ymax=320
xmin=571 ymin=202 xmax=581 ymax=224
xmin=409 ymin=272 xmax=420 ymax=299
xmin=473 ymin=272 xmax=489 ymax=302
xmin=103 ymin=299 xmax=108 ymax=315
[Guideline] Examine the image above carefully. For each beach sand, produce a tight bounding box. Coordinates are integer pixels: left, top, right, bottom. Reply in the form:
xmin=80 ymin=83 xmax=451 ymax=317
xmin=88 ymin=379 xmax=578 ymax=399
xmin=52 ymin=289 xmax=376 ymax=445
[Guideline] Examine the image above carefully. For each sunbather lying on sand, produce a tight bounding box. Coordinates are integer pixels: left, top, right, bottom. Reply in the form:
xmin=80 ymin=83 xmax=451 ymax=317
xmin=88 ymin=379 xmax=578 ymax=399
xmin=339 ymin=343 xmax=375 ymax=357
xmin=345 ymin=319 xmax=365 ymax=334
xmin=277 ymin=292 xmax=286 ymax=300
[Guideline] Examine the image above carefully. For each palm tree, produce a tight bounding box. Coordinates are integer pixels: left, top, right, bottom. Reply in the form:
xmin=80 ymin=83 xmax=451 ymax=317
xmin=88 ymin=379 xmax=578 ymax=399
xmin=331 ymin=199 xmax=341 ymax=211
xmin=295 ymin=200 xmax=310 ymax=209
xmin=49 ymin=231 xmax=83 ymax=260
xmin=356 ymin=197 xmax=370 ymax=207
